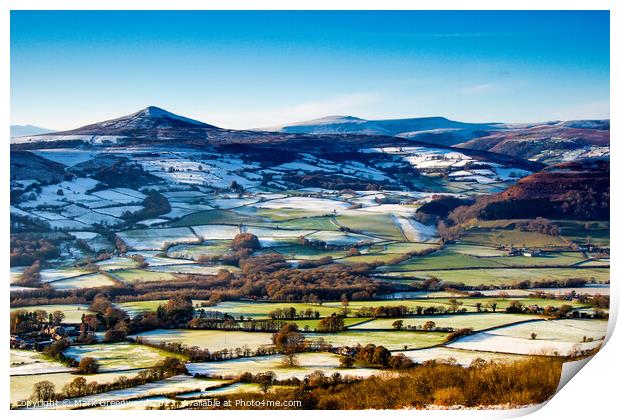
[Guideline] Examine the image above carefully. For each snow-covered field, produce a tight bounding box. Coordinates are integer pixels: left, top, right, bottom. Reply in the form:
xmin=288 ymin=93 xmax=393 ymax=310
xmin=10 ymin=350 xmax=75 ymax=376
xmin=118 ymin=227 xmax=200 ymax=250
xmin=447 ymin=319 xmax=607 ymax=356
xmin=253 ymin=196 xmax=351 ymax=212
xmin=187 ymin=352 xmax=381 ymax=380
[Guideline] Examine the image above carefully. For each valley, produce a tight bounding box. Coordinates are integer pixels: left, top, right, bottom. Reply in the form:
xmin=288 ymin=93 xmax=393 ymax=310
xmin=9 ymin=107 xmax=610 ymax=410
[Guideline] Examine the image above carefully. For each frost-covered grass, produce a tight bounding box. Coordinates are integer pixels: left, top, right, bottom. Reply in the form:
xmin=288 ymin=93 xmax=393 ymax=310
xmin=253 ymin=197 xmax=351 ymax=212
xmin=349 ymin=313 xmax=543 ymax=331
xmin=167 ymin=240 xmax=232 ymax=260
xmin=95 ymin=205 xmax=144 ymax=218
xmin=53 ymin=376 xmax=226 ymax=409
xmin=38 ymin=267 xmax=91 ymax=284
xmin=147 ymin=264 xmax=239 ymax=275
xmin=63 ymin=343 xmax=188 ymax=372
xmin=445 ymin=319 xmax=607 ymax=356
xmin=115 ymin=299 xmax=210 ymax=316
xmin=187 ymin=352 xmax=381 ymax=379
xmin=449 ymin=244 xmax=509 ymax=257
xmin=118 ymin=227 xmax=199 ymax=250
xmin=271 ymin=245 xmax=350 ymax=260
xmin=51 ymin=273 xmax=117 ymax=290
xmin=305 ymin=330 xmax=448 ymax=350
xmin=10 ymin=370 xmax=145 ymax=404
xmin=245 ymin=226 xmax=317 ymax=247
xmin=399 ymin=347 xmax=527 ymax=366
xmin=385 ymin=267 xmax=610 ymax=286
xmin=485 ymin=319 xmax=608 ymax=342
xmin=306 ymin=230 xmax=377 ymax=246
xmin=91 ymin=188 xmax=145 ymax=204
xmin=11 ymin=304 xmax=94 ymax=323
xmin=131 ymin=329 xmax=274 ymax=352
xmin=10 ymin=350 xmax=74 ymax=376
xmin=335 ymin=213 xmax=406 ymax=241
xmin=109 ymin=269 xmax=178 ymax=284
xmin=192 ymin=224 xmax=242 ymax=240
xmin=96 ymin=257 xmax=140 ymax=270
xmin=446 ymin=331 xmax=603 ymax=356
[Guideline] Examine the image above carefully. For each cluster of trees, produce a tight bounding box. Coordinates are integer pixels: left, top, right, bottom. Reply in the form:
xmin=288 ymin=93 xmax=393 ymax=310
xmin=10 ymin=235 xmax=60 ymax=266
xmin=281 ymin=172 xmax=391 ymax=191
xmin=268 ymin=307 xmax=320 ymax=320
xmin=88 ymin=295 xmax=130 ymax=341
xmin=134 ymin=337 xmax=279 ymax=362
xmin=578 ymin=293 xmax=610 ymax=309
xmin=505 ymin=300 xmax=575 ymax=318
xmin=212 ymin=357 xmax=562 ymax=409
xmin=230 ymin=233 xmax=260 ymax=251
xmin=317 ymin=314 xmax=345 ymax=332
xmin=28 ymin=357 xmax=186 ymax=404
xmin=73 ymin=156 xmax=161 ymax=189
xmin=339 ymin=344 xmax=416 ymax=370
xmin=515 ymin=217 xmax=559 ymax=236
xmin=156 ymin=295 xmax=194 ymax=325
xmin=10 ymin=260 xmax=402 ymax=308
xmin=10 ymin=309 xmax=67 ymax=334
xmin=14 ymin=260 xmax=42 ymax=287
xmin=354 ymin=300 xmax=468 ymax=318
xmin=272 ymin=323 xmax=306 ymax=366
xmin=415 ymin=195 xmax=473 ymax=225
xmin=121 ymin=191 xmax=171 ymax=223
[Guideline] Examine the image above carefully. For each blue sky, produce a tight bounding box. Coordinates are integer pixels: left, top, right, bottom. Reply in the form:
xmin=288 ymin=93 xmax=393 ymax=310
xmin=11 ymin=10 xmax=609 ymax=130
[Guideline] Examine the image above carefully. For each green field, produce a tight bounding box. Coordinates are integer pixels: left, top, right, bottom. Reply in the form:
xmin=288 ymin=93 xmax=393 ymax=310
xmin=11 ymin=304 xmax=94 ymax=323
xmin=116 ymin=299 xmax=210 ymax=316
xmin=306 ymin=330 xmax=448 ymax=350
xmin=336 ymin=213 xmax=406 ymax=241
xmin=350 ymin=313 xmax=543 ymax=331
xmin=167 ymin=240 xmax=232 ymax=260
xmin=270 ymin=216 xmax=339 ymax=231
xmin=290 ymin=317 xmax=370 ymax=331
xmin=170 ymin=209 xmax=262 ymax=227
xmin=459 ymin=226 xmax=570 ymax=248
xmin=379 ymin=267 xmax=610 ymax=286
xmin=108 ymin=269 xmax=178 ymax=284
xmin=186 ymin=352 xmax=381 ymax=379
xmin=131 ymin=329 xmax=274 ymax=351
xmin=556 ymin=220 xmax=610 ymax=247
xmin=51 ymin=273 xmax=118 ymax=290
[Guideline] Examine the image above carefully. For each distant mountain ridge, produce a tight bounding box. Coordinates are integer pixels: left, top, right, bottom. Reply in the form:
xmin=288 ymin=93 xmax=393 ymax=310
xmin=12 ymin=105 xmax=605 ymax=167
xmin=265 ymin=115 xmax=610 ymax=163
xmin=10 ymin=124 xmax=55 ymax=137
xmin=265 ymin=115 xmax=500 ymax=145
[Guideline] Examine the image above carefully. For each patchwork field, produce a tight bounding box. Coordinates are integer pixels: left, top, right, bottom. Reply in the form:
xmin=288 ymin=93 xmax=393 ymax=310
xmin=11 ymin=304 xmax=94 ymax=323
xmin=11 ymin=370 xmax=145 ymax=404
xmin=349 ymin=313 xmax=543 ymax=331
xmin=63 ymin=342 xmax=188 ymax=371
xmin=378 ymin=267 xmax=610 ymax=286
xmin=187 ymin=352 xmax=381 ymax=379
xmin=9 ymin=138 xmax=610 ymax=410
xmin=130 ymin=330 xmax=274 ymax=352
xmin=446 ymin=319 xmax=607 ymax=356
xmin=11 ymin=349 xmax=74 ymax=375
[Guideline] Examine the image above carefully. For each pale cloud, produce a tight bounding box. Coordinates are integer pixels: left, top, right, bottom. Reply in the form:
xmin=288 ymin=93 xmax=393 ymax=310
xmin=201 ymin=93 xmax=383 ymax=129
